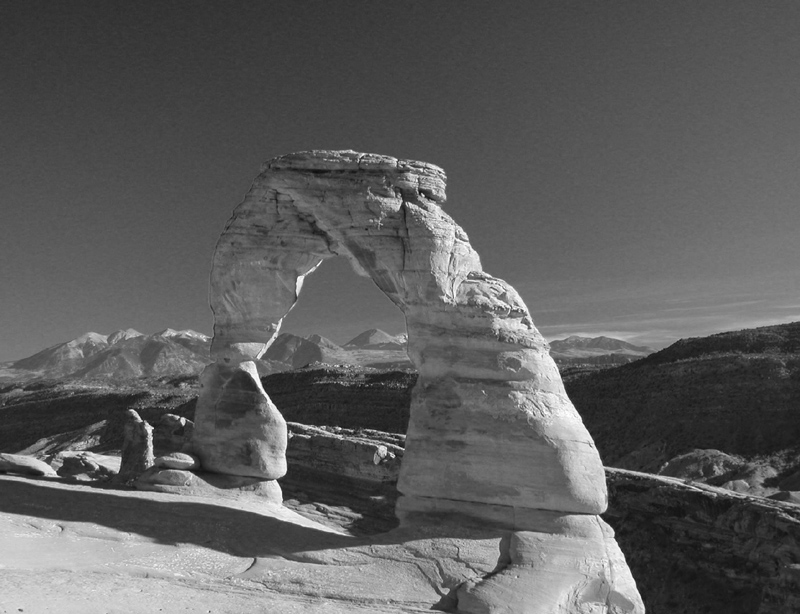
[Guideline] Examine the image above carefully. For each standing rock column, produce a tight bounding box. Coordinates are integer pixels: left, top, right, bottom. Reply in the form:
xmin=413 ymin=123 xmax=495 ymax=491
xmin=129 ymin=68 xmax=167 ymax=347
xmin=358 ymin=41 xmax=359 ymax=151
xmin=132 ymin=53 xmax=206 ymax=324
xmin=192 ymin=360 xmax=287 ymax=480
xmin=117 ymin=409 xmax=154 ymax=483
xmin=195 ymin=150 xmax=644 ymax=613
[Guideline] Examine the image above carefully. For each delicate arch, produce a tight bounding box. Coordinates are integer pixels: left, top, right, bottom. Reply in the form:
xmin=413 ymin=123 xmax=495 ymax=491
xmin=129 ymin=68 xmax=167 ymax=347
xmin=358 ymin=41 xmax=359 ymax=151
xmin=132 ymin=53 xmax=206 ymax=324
xmin=191 ymin=150 xmax=644 ymax=613
xmin=202 ymin=150 xmax=607 ymax=520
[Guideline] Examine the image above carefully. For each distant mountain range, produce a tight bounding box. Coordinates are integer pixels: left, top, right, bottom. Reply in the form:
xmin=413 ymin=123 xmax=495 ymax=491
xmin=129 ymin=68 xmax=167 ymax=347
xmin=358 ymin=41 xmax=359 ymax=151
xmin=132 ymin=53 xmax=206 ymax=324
xmin=548 ymin=336 xmax=654 ymax=365
xmin=264 ymin=329 xmax=410 ymax=370
xmin=343 ymin=329 xmax=407 ymax=350
xmin=1 ymin=329 xmax=211 ymax=382
xmin=0 ymin=328 xmax=413 ymax=382
xmin=1 ymin=327 xmax=655 ymax=382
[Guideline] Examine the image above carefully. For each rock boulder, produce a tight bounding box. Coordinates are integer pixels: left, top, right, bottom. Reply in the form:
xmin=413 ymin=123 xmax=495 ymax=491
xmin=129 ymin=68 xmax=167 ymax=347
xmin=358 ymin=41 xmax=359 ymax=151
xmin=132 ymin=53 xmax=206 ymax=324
xmin=51 ymin=451 xmax=120 ymax=480
xmin=0 ymin=453 xmax=57 ymax=478
xmin=153 ymin=413 xmax=194 ymax=456
xmin=117 ymin=409 xmax=154 ymax=482
xmin=192 ymin=361 xmax=287 ymax=479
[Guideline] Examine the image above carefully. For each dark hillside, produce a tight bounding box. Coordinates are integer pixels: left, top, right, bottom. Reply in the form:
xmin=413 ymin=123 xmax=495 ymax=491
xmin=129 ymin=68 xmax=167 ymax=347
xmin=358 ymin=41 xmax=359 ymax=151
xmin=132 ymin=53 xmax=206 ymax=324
xmin=565 ymin=321 xmax=800 ymax=467
xmin=638 ymin=321 xmax=800 ymax=366
xmin=263 ymin=365 xmax=416 ymax=433
xmin=0 ymin=365 xmax=416 ymax=454
xmin=0 ymin=379 xmax=198 ymax=453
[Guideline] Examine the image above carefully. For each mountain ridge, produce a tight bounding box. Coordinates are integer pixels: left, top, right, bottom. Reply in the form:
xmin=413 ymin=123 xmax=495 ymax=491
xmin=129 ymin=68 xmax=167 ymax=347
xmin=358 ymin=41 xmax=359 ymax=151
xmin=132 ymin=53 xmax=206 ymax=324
xmin=548 ymin=335 xmax=655 ymax=366
xmin=2 ymin=327 xmax=661 ymax=381
xmin=2 ymin=329 xmax=212 ymax=382
xmin=549 ymin=335 xmax=654 ymax=353
xmin=343 ymin=329 xmax=407 ymax=350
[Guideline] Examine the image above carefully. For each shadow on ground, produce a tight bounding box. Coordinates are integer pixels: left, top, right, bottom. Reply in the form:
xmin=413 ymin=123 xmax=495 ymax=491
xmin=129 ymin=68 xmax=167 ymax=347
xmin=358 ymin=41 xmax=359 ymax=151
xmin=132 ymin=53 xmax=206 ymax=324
xmin=0 ymin=476 xmax=505 ymax=560
xmin=0 ymin=476 xmax=357 ymax=557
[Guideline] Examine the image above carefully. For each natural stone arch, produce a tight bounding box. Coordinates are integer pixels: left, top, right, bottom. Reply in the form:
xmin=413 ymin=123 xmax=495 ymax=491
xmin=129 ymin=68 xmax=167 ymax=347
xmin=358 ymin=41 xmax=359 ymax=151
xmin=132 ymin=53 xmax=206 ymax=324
xmin=202 ymin=149 xmax=605 ymax=518
xmin=192 ymin=150 xmax=644 ymax=612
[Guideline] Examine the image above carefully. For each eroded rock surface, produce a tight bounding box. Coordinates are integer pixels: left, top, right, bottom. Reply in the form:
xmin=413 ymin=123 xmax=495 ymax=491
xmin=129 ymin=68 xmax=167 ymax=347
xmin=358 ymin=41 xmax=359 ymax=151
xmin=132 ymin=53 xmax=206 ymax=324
xmin=117 ymin=409 xmax=154 ymax=482
xmin=192 ymin=361 xmax=287 ymax=480
xmin=52 ymin=450 xmax=120 ymax=480
xmin=153 ymin=452 xmax=199 ymax=470
xmin=606 ymin=468 xmax=800 ymax=614
xmin=195 ymin=150 xmax=643 ymax=612
xmin=135 ymin=467 xmax=283 ymax=504
xmin=287 ymin=422 xmax=402 ymax=484
xmin=153 ymin=413 xmax=194 ymax=456
xmin=0 ymin=452 xmax=57 ymax=478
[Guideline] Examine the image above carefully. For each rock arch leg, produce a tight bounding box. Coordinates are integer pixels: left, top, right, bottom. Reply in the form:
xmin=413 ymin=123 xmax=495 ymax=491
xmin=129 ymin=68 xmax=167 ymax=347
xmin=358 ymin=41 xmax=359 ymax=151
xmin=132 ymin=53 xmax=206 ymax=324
xmin=194 ymin=150 xmax=644 ymax=612
xmin=192 ymin=197 xmax=334 ymax=483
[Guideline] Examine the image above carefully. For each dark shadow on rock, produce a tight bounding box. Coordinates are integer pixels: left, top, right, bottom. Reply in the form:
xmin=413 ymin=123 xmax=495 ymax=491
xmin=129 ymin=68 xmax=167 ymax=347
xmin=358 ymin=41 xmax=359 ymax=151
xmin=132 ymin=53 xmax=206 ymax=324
xmin=280 ymin=466 xmax=400 ymax=536
xmin=0 ymin=476 xmax=506 ymax=558
xmin=0 ymin=476 xmax=354 ymax=557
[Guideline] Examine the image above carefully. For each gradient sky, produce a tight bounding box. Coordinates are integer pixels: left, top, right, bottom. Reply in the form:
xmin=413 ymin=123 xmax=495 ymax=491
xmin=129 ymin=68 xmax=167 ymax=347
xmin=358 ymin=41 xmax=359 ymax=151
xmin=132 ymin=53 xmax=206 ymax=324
xmin=2 ymin=1 xmax=799 ymax=361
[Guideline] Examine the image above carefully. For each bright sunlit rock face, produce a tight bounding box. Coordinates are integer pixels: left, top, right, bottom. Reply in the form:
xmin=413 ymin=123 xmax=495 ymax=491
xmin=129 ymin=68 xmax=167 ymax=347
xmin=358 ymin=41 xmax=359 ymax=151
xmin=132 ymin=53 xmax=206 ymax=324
xmin=196 ymin=150 xmax=644 ymax=613
xmin=192 ymin=361 xmax=287 ymax=480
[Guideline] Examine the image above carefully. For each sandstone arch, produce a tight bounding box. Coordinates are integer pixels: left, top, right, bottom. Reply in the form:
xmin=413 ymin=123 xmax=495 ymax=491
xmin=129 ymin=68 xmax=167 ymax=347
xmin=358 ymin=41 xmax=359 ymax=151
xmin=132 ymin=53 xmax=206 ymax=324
xmin=193 ymin=150 xmax=644 ymax=612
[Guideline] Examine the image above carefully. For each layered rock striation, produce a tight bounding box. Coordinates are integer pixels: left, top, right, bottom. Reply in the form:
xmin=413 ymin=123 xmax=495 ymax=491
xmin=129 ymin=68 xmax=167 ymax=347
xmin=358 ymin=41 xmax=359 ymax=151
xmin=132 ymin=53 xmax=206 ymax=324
xmin=116 ymin=409 xmax=154 ymax=483
xmin=606 ymin=468 xmax=800 ymax=614
xmin=194 ymin=150 xmax=643 ymax=612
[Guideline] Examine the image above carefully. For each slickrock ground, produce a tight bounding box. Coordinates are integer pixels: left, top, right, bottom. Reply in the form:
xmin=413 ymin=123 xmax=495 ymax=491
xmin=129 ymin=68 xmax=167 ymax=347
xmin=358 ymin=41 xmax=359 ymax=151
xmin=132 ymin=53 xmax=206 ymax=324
xmin=4 ymin=467 xmax=800 ymax=614
xmin=0 ymin=474 xmax=507 ymax=614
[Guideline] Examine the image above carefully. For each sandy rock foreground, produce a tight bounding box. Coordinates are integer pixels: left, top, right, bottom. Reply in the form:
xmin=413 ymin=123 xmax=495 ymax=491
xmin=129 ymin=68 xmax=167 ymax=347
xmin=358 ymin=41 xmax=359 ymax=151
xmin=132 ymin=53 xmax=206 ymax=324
xmin=0 ymin=475 xmax=502 ymax=614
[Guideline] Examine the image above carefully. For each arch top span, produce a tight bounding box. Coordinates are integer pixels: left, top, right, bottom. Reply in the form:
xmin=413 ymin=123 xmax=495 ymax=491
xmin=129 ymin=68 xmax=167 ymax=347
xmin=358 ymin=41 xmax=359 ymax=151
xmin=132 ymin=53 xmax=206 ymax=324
xmin=209 ymin=150 xmax=476 ymax=362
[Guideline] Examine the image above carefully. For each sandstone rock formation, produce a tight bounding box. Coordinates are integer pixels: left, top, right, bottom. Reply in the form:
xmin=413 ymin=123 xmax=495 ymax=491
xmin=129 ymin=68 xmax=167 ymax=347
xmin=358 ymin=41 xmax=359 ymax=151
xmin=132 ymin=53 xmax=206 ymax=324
xmin=194 ymin=150 xmax=643 ymax=612
xmin=658 ymin=448 xmax=745 ymax=481
xmin=153 ymin=413 xmax=194 ymax=456
xmin=117 ymin=409 xmax=154 ymax=482
xmin=192 ymin=361 xmax=287 ymax=479
xmin=51 ymin=451 xmax=120 ymax=481
xmin=135 ymin=466 xmax=282 ymax=503
xmin=287 ymin=421 xmax=402 ymax=484
xmin=606 ymin=468 xmax=800 ymax=614
xmin=0 ymin=453 xmax=57 ymax=478
xmin=153 ymin=452 xmax=199 ymax=470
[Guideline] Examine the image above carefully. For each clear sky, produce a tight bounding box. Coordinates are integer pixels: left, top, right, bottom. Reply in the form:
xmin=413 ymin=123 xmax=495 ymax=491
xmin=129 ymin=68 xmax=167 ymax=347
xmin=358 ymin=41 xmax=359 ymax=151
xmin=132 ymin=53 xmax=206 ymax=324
xmin=2 ymin=1 xmax=799 ymax=361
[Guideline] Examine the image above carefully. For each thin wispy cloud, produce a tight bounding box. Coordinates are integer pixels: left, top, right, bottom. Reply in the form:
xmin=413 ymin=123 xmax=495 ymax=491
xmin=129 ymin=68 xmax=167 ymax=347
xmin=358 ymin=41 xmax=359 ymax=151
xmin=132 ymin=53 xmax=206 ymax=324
xmin=533 ymin=269 xmax=800 ymax=348
xmin=650 ymin=300 xmax=766 ymax=315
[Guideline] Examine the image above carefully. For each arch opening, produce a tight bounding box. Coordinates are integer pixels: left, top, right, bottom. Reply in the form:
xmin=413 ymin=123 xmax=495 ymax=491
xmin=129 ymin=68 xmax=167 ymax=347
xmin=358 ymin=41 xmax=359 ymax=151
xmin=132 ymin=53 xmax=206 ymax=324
xmin=278 ymin=256 xmax=409 ymax=355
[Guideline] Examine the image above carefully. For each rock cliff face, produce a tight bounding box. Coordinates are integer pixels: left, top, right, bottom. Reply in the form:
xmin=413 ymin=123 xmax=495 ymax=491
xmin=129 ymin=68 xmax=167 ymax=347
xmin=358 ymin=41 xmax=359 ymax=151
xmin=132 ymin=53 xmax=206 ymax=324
xmin=285 ymin=422 xmax=402 ymax=486
xmin=605 ymin=468 xmax=800 ymax=614
xmin=195 ymin=150 xmax=643 ymax=612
